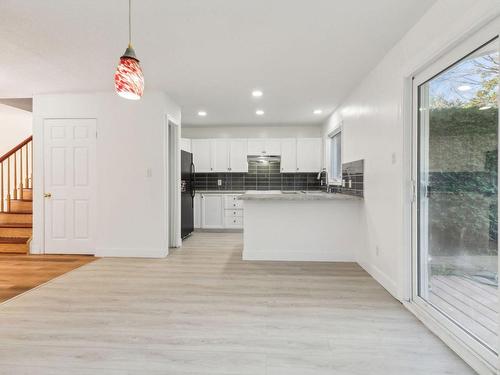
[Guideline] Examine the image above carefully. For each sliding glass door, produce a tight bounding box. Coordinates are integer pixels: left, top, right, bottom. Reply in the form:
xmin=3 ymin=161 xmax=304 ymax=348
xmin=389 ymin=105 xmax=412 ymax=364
xmin=415 ymin=35 xmax=499 ymax=356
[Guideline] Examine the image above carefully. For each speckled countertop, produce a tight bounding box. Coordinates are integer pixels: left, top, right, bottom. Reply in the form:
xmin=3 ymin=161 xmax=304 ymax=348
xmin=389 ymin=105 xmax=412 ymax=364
xmin=238 ymin=191 xmax=362 ymax=201
xmin=197 ymin=191 xmax=245 ymax=194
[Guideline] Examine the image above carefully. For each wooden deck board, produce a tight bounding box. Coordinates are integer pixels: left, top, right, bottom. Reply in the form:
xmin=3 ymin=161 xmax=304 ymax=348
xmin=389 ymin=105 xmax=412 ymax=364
xmin=429 ymin=274 xmax=497 ymax=350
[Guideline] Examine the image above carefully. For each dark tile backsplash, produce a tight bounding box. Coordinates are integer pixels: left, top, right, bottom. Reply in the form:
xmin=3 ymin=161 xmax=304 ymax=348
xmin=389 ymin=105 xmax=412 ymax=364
xmin=331 ymin=159 xmax=364 ymax=197
xmin=195 ymin=160 xmax=321 ymax=191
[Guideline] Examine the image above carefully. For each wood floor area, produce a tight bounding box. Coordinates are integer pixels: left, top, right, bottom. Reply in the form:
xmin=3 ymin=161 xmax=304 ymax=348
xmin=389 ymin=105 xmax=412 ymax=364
xmin=0 ymin=232 xmax=475 ymax=374
xmin=0 ymin=254 xmax=96 ymax=303
xmin=430 ymin=275 xmax=498 ymax=351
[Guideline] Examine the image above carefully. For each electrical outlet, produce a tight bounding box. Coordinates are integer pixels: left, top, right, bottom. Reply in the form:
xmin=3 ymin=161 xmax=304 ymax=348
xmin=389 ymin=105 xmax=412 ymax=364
xmin=391 ymin=152 xmax=397 ymax=165
xmin=376 ymin=246 xmax=380 ymax=256
xmin=146 ymin=168 xmax=152 ymax=178
xmin=217 ymin=179 xmax=222 ymax=186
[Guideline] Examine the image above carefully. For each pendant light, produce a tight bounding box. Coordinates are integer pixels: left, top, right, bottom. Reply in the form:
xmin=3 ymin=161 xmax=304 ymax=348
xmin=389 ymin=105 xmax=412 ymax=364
xmin=114 ymin=0 xmax=144 ymax=100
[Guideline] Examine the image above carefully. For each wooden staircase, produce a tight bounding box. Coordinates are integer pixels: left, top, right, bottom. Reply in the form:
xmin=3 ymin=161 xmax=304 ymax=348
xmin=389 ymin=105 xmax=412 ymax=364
xmin=0 ymin=136 xmax=33 ymax=254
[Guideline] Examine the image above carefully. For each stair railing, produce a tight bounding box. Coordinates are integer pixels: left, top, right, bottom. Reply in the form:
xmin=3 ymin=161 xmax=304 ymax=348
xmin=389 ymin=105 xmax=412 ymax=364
xmin=0 ymin=136 xmax=33 ymax=213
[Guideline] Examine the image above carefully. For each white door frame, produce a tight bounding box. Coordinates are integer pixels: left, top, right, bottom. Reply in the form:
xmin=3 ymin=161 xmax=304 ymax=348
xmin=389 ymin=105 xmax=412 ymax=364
xmin=164 ymin=115 xmax=181 ymax=249
xmin=404 ymin=18 xmax=500 ymax=375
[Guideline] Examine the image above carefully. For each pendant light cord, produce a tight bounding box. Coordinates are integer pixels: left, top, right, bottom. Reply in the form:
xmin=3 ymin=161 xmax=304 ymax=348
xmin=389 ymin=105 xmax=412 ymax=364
xmin=128 ymin=0 xmax=132 ymax=47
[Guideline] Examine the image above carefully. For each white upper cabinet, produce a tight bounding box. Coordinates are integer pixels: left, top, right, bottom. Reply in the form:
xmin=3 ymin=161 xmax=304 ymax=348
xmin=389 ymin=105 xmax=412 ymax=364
xmin=280 ymin=138 xmax=297 ymax=172
xmin=191 ymin=137 xmax=321 ymax=173
xmin=296 ymin=138 xmax=322 ymax=172
xmin=211 ymin=139 xmax=229 ymax=172
xmin=247 ymin=139 xmax=265 ymax=155
xmin=191 ymin=139 xmax=212 ymax=172
xmin=247 ymin=139 xmax=281 ymax=155
xmin=180 ymin=138 xmax=191 ymax=152
xmin=229 ymin=139 xmax=248 ymax=172
xmin=265 ymin=139 xmax=281 ymax=155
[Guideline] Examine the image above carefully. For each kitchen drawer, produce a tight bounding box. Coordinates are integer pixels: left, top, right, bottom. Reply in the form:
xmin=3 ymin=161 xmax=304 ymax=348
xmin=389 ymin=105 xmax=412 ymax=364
xmin=225 ymin=209 xmax=243 ymax=217
xmin=224 ymin=195 xmax=243 ymax=209
xmin=225 ymin=216 xmax=243 ymax=228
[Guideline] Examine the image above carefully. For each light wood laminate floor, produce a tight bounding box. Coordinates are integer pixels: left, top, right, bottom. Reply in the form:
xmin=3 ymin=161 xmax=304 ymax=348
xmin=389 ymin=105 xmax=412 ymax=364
xmin=0 ymin=232 xmax=475 ymax=374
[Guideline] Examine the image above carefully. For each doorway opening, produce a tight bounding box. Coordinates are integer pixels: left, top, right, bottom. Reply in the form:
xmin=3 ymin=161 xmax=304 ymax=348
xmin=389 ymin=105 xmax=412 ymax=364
xmin=0 ymin=98 xmax=33 ymax=255
xmin=166 ymin=117 xmax=181 ymax=249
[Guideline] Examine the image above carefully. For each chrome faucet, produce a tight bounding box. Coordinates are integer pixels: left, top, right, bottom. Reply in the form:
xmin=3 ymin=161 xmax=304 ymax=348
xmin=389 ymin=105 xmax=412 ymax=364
xmin=317 ymin=168 xmax=329 ymax=191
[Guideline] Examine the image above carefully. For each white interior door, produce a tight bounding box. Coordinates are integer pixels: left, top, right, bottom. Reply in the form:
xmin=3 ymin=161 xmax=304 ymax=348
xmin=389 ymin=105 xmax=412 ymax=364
xmin=43 ymin=119 xmax=96 ymax=254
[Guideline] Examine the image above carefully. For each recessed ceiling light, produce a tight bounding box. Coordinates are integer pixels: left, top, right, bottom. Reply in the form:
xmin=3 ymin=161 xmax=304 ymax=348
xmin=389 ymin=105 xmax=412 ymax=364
xmin=256 ymin=109 xmax=265 ymax=116
xmin=457 ymin=85 xmax=471 ymax=91
xmin=313 ymin=109 xmax=323 ymax=115
xmin=479 ymin=105 xmax=492 ymax=110
xmin=198 ymin=111 xmax=207 ymax=117
xmin=252 ymin=90 xmax=263 ymax=98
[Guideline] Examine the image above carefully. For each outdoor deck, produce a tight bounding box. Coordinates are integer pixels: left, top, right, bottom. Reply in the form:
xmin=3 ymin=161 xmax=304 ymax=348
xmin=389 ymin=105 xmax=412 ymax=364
xmin=429 ymin=275 xmax=498 ymax=350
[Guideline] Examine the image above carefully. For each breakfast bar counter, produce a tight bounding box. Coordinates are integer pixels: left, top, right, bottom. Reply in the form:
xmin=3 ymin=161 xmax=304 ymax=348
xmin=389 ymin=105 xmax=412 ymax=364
xmin=239 ymin=191 xmax=365 ymax=262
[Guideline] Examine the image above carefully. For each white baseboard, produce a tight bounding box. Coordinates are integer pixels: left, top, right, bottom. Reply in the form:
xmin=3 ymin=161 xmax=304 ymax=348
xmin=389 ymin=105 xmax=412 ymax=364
xmin=358 ymin=260 xmax=399 ymax=299
xmin=95 ymin=247 xmax=169 ymax=258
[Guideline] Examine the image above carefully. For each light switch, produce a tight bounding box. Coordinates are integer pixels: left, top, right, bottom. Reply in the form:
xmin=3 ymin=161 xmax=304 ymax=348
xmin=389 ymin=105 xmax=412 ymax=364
xmin=146 ymin=168 xmax=153 ymax=178
xmin=391 ymin=152 xmax=397 ymax=165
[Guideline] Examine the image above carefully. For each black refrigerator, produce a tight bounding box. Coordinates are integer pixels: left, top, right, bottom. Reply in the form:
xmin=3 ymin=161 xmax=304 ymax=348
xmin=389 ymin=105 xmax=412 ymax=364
xmin=181 ymin=150 xmax=195 ymax=239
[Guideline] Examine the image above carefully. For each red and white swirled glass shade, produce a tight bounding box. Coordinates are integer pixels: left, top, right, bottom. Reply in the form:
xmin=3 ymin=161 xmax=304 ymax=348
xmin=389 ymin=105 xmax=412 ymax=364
xmin=114 ymin=56 xmax=144 ymax=100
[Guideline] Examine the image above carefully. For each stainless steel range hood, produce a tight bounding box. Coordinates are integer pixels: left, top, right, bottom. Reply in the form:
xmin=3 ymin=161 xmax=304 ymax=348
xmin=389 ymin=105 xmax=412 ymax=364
xmin=247 ymin=155 xmax=281 ymax=163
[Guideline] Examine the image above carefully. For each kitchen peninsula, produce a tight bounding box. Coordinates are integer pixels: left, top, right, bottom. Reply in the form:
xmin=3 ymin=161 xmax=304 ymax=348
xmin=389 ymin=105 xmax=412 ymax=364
xmin=239 ymin=191 xmax=365 ymax=261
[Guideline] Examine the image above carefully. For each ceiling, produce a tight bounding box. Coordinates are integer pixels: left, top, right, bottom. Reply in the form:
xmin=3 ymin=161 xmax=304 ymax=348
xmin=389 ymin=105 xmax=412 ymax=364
xmin=0 ymin=0 xmax=436 ymax=125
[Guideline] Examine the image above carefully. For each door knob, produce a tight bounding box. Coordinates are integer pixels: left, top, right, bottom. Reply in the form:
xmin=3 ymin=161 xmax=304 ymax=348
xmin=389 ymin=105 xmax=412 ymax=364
xmin=44 ymin=193 xmax=52 ymax=198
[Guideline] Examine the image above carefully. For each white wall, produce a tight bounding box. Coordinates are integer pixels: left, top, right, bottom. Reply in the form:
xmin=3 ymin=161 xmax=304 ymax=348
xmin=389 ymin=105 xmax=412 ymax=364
xmin=321 ymin=0 xmax=499 ymax=300
xmin=182 ymin=124 xmax=321 ymax=139
xmin=0 ymin=103 xmax=32 ymax=156
xmin=32 ymin=91 xmax=181 ymax=258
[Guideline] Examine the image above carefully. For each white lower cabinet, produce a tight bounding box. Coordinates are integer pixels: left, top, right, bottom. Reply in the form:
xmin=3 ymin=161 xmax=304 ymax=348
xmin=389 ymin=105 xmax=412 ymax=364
xmin=194 ymin=194 xmax=201 ymax=228
xmin=197 ymin=193 xmax=243 ymax=229
xmin=225 ymin=215 xmax=243 ymax=228
xmin=201 ymin=194 xmax=224 ymax=228
xmin=224 ymin=194 xmax=243 ymax=228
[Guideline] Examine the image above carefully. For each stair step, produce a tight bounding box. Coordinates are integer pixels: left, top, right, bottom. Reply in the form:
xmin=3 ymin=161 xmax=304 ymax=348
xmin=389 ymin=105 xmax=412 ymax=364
xmin=0 ymin=223 xmax=32 ymax=228
xmin=22 ymin=189 xmax=32 ymax=200
xmin=0 ymin=227 xmax=32 ymax=237
xmin=0 ymin=213 xmax=32 ymax=224
xmin=0 ymin=236 xmax=29 ymax=244
xmin=5 ymin=209 xmax=32 ymax=214
xmin=10 ymin=200 xmax=32 ymax=211
xmin=0 ymin=242 xmax=29 ymax=254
